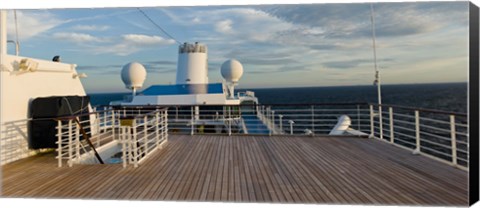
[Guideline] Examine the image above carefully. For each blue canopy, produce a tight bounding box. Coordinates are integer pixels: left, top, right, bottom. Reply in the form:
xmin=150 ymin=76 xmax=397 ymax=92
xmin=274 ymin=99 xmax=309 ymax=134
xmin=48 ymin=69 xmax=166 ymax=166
xmin=142 ymin=83 xmax=224 ymax=96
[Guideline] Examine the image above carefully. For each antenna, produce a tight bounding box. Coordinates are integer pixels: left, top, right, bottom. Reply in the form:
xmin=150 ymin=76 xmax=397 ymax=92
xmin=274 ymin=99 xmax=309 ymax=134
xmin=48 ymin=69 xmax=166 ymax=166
xmin=370 ymin=3 xmax=382 ymax=105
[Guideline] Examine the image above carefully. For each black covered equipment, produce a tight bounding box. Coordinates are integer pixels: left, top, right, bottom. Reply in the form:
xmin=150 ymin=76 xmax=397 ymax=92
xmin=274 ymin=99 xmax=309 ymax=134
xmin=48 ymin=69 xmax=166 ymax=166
xmin=28 ymin=96 xmax=90 ymax=149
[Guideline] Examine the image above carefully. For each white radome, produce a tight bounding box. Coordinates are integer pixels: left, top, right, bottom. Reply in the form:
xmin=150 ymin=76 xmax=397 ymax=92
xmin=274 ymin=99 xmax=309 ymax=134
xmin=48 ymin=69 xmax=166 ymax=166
xmin=121 ymin=62 xmax=147 ymax=90
xmin=221 ymin=59 xmax=243 ymax=83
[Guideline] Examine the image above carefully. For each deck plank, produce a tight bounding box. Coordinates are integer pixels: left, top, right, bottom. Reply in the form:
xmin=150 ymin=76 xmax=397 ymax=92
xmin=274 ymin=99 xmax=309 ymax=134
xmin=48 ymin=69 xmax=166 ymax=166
xmin=1 ymin=135 xmax=469 ymax=206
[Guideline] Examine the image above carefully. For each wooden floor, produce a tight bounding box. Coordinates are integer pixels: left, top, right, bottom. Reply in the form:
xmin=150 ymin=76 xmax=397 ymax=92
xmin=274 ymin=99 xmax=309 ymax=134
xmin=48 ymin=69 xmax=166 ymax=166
xmin=1 ymin=135 xmax=468 ymax=206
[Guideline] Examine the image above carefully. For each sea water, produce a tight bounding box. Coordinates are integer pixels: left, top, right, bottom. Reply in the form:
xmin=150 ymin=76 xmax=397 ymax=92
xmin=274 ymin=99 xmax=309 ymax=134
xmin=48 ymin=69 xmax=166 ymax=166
xmin=89 ymin=82 xmax=467 ymax=113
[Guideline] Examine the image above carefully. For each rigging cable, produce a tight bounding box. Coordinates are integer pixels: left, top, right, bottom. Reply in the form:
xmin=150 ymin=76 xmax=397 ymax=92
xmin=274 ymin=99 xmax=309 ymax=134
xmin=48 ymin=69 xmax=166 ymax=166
xmin=136 ymin=8 xmax=182 ymax=45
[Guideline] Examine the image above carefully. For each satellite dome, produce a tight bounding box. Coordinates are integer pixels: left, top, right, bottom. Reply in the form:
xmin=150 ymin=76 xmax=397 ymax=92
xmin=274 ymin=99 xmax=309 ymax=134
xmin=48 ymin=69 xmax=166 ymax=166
xmin=121 ymin=62 xmax=147 ymax=90
xmin=221 ymin=59 xmax=243 ymax=83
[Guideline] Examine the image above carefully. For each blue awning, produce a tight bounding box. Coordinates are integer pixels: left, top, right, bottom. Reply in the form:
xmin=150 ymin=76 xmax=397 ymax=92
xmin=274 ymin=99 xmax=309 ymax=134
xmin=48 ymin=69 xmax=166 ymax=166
xmin=142 ymin=83 xmax=224 ymax=96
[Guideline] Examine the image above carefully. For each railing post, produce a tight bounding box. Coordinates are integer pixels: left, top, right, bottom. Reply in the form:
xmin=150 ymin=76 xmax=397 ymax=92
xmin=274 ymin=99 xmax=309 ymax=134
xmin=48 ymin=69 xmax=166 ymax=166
xmin=122 ymin=126 xmax=127 ymax=168
xmin=228 ymin=106 xmax=232 ymax=136
xmin=96 ymin=115 xmax=100 ymax=147
xmin=357 ymin=105 xmax=361 ymax=131
xmin=389 ymin=107 xmax=394 ymax=143
xmin=311 ymin=105 xmax=315 ymax=135
xmin=289 ymin=120 xmax=294 ymax=135
xmin=450 ymin=115 xmax=457 ymax=165
xmin=68 ymin=119 xmax=73 ymax=167
xmin=279 ymin=114 xmax=283 ymax=134
xmin=155 ymin=112 xmax=159 ymax=147
xmin=75 ymin=123 xmax=80 ymax=160
xmin=271 ymin=110 xmax=275 ymax=134
xmin=369 ymin=105 xmax=374 ymax=138
xmin=133 ymin=120 xmax=139 ymax=168
xmin=143 ymin=116 xmax=148 ymax=155
xmin=165 ymin=110 xmax=169 ymax=142
xmin=103 ymin=108 xmax=107 ymax=132
xmin=57 ymin=120 xmax=62 ymax=167
xmin=379 ymin=105 xmax=383 ymax=140
xmin=111 ymin=110 xmax=116 ymax=139
xmin=414 ymin=110 xmax=420 ymax=154
xmin=190 ymin=106 xmax=194 ymax=135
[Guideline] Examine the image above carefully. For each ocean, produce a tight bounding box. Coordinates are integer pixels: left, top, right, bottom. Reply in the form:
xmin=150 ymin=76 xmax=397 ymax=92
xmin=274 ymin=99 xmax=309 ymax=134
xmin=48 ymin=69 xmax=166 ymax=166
xmin=88 ymin=82 xmax=467 ymax=113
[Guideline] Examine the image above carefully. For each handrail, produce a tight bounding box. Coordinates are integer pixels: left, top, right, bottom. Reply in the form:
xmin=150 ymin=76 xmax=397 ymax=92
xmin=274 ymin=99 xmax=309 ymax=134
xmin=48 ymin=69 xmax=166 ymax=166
xmin=371 ymin=103 xmax=467 ymax=117
xmin=368 ymin=104 xmax=468 ymax=170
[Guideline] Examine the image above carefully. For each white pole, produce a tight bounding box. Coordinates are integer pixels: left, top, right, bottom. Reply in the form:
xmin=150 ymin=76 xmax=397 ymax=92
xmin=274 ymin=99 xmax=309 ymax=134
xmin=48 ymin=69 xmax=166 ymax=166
xmin=57 ymin=120 xmax=63 ymax=167
xmin=370 ymin=4 xmax=382 ymax=105
xmin=389 ymin=107 xmax=394 ymax=143
xmin=450 ymin=115 xmax=457 ymax=165
xmin=289 ymin=121 xmax=294 ymax=135
xmin=279 ymin=115 xmax=283 ymax=133
xmin=369 ymin=105 xmax=374 ymax=138
xmin=0 ymin=10 xmax=6 ymax=55
xmin=414 ymin=110 xmax=420 ymax=154
xmin=0 ymin=11 xmax=6 ymax=143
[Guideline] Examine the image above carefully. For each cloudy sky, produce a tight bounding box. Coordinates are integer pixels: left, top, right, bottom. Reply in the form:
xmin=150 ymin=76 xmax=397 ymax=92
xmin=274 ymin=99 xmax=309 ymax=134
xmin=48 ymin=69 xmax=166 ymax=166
xmin=4 ymin=2 xmax=469 ymax=93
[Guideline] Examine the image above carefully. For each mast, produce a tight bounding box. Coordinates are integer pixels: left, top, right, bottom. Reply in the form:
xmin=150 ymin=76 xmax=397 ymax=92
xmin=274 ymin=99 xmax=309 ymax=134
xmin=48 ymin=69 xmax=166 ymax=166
xmin=0 ymin=10 xmax=6 ymax=145
xmin=370 ymin=4 xmax=382 ymax=105
xmin=1 ymin=10 xmax=6 ymax=55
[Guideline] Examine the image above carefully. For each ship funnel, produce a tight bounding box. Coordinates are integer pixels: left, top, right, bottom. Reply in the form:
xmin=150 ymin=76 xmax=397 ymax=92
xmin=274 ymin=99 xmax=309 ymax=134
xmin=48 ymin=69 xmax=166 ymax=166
xmin=176 ymin=42 xmax=208 ymax=85
xmin=121 ymin=62 xmax=147 ymax=96
xmin=221 ymin=59 xmax=243 ymax=98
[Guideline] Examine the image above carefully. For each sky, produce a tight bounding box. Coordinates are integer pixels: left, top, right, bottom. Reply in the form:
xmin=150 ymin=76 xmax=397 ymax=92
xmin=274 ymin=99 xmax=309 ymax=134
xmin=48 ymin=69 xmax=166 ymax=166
xmin=3 ymin=1 xmax=470 ymax=93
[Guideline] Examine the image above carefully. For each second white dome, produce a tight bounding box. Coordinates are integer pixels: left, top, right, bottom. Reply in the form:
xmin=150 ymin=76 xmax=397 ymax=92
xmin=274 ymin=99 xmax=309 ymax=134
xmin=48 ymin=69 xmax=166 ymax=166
xmin=221 ymin=59 xmax=243 ymax=83
xmin=121 ymin=62 xmax=147 ymax=90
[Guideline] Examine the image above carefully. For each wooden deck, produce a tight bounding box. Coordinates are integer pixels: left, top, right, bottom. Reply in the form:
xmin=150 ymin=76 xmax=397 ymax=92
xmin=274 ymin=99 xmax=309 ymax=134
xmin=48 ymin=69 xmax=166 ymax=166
xmin=1 ymin=135 xmax=468 ymax=205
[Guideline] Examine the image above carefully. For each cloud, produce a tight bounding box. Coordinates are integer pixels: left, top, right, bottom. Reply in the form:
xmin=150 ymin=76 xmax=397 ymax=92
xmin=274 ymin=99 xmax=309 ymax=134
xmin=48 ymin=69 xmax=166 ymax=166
xmin=121 ymin=34 xmax=176 ymax=45
xmin=53 ymin=32 xmax=107 ymax=43
xmin=71 ymin=24 xmax=110 ymax=31
xmin=6 ymin=10 xmax=65 ymax=40
xmin=76 ymin=60 xmax=177 ymax=75
xmin=215 ymin=19 xmax=233 ymax=34
xmin=323 ymin=58 xmax=394 ymax=69
xmin=93 ymin=34 xmax=176 ymax=55
xmin=55 ymin=33 xmax=176 ymax=56
xmin=263 ymin=2 xmax=468 ymax=39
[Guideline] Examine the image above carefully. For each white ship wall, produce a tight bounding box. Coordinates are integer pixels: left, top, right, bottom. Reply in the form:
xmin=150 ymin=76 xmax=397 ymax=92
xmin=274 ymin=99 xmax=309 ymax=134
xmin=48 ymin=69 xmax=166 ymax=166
xmin=0 ymin=54 xmax=88 ymax=165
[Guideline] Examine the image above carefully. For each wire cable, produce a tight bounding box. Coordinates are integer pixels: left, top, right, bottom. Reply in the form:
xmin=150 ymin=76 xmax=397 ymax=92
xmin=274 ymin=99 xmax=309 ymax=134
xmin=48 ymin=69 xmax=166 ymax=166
xmin=136 ymin=8 xmax=182 ymax=45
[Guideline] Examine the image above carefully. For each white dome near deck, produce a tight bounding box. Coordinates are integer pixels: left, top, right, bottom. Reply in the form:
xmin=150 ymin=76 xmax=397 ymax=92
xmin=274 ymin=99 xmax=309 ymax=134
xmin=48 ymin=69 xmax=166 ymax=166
xmin=121 ymin=62 xmax=147 ymax=90
xmin=221 ymin=59 xmax=243 ymax=83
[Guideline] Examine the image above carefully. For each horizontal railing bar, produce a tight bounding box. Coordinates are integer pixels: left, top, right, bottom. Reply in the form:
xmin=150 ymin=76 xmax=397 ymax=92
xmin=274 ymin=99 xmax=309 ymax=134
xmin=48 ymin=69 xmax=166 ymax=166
xmin=419 ymin=131 xmax=452 ymax=142
xmin=394 ymin=126 xmax=415 ymax=132
xmin=418 ymin=124 xmax=453 ymax=134
xmin=394 ymin=138 xmax=417 ymax=146
xmin=420 ymin=139 xmax=452 ymax=150
xmin=394 ymin=131 xmax=416 ymax=140
xmin=420 ymin=146 xmax=453 ymax=158
xmin=392 ymin=112 xmax=415 ymax=119
xmin=456 ymin=148 xmax=469 ymax=154
xmin=392 ymin=119 xmax=416 ymax=126
xmin=373 ymin=103 xmax=467 ymax=117
xmin=419 ymin=117 xmax=451 ymax=125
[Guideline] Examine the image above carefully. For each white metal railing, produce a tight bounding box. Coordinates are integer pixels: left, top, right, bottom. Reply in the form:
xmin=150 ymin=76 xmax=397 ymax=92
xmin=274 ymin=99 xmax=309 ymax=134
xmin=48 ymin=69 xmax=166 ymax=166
xmin=163 ymin=104 xmax=370 ymax=136
xmin=56 ymin=106 xmax=168 ymax=168
xmin=369 ymin=104 xmax=469 ymax=170
xmin=56 ymin=107 xmax=117 ymax=167
xmin=119 ymin=109 xmax=168 ymax=168
xmin=0 ymin=119 xmax=35 ymax=165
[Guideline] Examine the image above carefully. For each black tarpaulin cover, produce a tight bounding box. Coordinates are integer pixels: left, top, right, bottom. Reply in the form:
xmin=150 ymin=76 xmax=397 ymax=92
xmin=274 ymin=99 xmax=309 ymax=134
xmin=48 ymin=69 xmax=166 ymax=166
xmin=28 ymin=96 xmax=90 ymax=149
